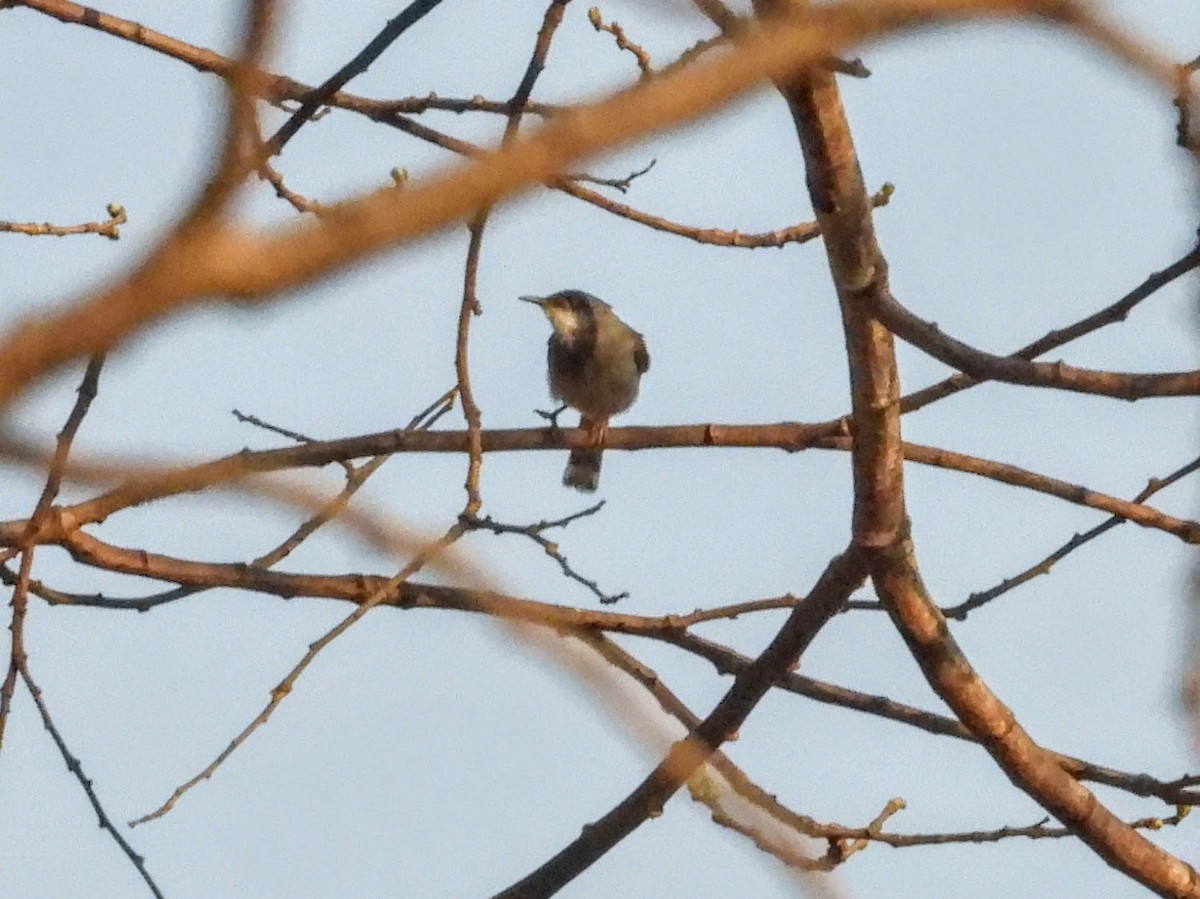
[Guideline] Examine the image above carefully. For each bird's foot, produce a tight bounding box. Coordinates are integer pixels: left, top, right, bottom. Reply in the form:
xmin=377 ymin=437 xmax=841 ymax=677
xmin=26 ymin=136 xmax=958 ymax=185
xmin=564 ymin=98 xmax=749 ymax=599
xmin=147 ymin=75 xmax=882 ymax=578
xmin=536 ymin=404 xmax=568 ymax=430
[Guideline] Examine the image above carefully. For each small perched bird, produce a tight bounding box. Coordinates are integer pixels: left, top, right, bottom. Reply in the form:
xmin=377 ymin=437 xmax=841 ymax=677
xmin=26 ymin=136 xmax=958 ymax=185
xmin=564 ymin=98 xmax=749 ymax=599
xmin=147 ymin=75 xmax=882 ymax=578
xmin=522 ymin=290 xmax=649 ymax=491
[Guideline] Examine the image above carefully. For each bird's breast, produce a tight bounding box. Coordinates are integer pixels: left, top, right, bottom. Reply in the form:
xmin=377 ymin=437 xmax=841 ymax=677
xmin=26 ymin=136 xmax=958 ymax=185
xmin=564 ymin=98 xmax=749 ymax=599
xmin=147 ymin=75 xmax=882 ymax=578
xmin=548 ymin=332 xmax=642 ymax=418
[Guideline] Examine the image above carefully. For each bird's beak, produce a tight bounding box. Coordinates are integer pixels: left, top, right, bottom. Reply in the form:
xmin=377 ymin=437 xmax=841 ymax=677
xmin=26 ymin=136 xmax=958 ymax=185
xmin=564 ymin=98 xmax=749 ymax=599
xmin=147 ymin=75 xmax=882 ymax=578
xmin=520 ymin=295 xmax=545 ymax=307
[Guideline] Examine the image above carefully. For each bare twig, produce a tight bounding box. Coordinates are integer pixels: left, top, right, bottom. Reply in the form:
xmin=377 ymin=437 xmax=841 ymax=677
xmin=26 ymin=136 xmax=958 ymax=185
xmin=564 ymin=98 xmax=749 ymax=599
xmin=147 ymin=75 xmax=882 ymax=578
xmin=129 ymin=520 xmax=465 ymax=827
xmin=0 ymin=204 xmax=126 ymax=239
xmin=943 ymin=453 xmax=1200 ymax=619
xmin=21 ymin=667 xmax=164 ymax=897
xmin=0 ymin=355 xmax=104 ymax=746
xmin=465 ymin=502 xmax=628 ymax=603
xmin=588 ymin=6 xmax=653 ymax=78
xmin=0 ymin=356 xmax=157 ymax=896
xmin=256 ymin=158 xmax=324 ymax=214
xmin=565 ymin=159 xmax=657 ymax=194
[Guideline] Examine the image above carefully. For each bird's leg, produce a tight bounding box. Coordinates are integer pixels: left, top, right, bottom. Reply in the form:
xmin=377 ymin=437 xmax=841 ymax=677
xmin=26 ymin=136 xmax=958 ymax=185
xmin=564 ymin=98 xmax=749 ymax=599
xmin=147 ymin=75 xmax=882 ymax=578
xmin=587 ymin=416 xmax=608 ymax=449
xmin=563 ymin=415 xmax=607 ymax=492
xmin=535 ymin=403 xmax=568 ymax=430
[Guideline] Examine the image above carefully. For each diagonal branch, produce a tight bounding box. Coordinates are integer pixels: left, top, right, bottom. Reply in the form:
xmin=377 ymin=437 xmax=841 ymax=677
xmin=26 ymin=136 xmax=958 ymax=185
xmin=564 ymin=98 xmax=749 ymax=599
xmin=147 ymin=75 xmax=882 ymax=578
xmin=943 ymin=452 xmax=1200 ymax=619
xmin=495 ymin=545 xmax=868 ymax=898
xmin=873 ymin=287 xmax=1200 ymax=399
xmin=263 ymin=0 xmax=448 ymax=156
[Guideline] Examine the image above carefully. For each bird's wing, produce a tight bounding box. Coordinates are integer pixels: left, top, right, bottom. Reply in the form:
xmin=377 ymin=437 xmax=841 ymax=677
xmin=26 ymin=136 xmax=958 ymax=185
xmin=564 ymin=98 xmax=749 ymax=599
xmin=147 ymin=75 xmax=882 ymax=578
xmin=633 ymin=332 xmax=650 ymax=374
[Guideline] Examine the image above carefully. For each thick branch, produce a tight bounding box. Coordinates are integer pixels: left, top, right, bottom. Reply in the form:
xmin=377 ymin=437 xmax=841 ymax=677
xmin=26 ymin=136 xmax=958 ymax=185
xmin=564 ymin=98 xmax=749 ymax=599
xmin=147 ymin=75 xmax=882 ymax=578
xmin=5 ymin=423 xmax=1198 ymax=544
xmin=757 ymin=0 xmax=1200 ymax=894
xmin=871 ymin=541 xmax=1200 ymax=896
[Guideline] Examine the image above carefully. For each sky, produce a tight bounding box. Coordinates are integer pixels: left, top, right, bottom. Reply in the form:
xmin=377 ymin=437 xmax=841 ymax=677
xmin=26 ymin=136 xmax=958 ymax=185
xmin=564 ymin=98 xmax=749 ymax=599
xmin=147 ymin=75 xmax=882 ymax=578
xmin=2 ymin=1 xmax=1199 ymax=897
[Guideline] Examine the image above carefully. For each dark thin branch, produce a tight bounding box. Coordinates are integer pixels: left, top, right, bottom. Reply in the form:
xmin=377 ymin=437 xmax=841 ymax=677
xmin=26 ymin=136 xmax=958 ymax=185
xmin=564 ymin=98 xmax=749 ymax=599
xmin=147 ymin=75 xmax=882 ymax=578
xmin=0 ymin=355 xmax=155 ymax=897
xmin=464 ymin=502 xmax=626 ymax=603
xmin=263 ymin=0 xmax=448 ymax=157
xmin=943 ymin=453 xmax=1200 ymax=619
xmin=565 ymin=159 xmax=657 ymax=194
xmin=22 ymin=666 xmax=164 ymax=897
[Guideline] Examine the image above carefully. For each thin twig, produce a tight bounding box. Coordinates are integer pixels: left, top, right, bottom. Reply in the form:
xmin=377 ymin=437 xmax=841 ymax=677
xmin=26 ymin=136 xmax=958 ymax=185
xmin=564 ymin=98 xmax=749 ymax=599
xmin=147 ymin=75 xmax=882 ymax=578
xmin=21 ymin=666 xmax=164 ymax=897
xmin=256 ymin=158 xmax=324 ymax=214
xmin=0 ymin=355 xmax=104 ymax=746
xmin=565 ymin=159 xmax=656 ymax=194
xmin=465 ymin=502 xmax=627 ymax=604
xmin=129 ymin=519 xmax=464 ymax=827
xmin=942 ymin=453 xmax=1200 ymax=619
xmin=588 ymin=7 xmax=653 ymax=78
xmin=0 ymin=355 xmax=156 ymax=897
xmin=822 ymin=808 xmax=1191 ymax=850
xmin=457 ymin=0 xmax=571 ymax=514
xmin=0 ymin=204 xmax=126 ymax=239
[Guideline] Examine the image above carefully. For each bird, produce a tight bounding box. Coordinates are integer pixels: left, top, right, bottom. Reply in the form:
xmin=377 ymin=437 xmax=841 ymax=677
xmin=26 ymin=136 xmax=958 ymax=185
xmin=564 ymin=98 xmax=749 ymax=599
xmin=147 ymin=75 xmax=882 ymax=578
xmin=522 ymin=289 xmax=649 ymax=492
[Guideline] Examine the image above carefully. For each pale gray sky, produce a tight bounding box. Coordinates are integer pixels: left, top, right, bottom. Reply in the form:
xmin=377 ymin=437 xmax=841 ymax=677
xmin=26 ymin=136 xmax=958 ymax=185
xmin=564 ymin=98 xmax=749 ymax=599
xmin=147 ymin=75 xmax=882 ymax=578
xmin=2 ymin=2 xmax=1199 ymax=897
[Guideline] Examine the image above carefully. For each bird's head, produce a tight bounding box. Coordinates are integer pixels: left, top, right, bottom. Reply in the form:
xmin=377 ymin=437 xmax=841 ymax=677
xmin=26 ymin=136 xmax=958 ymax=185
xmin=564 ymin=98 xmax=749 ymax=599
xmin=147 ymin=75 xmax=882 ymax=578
xmin=521 ymin=290 xmax=607 ymax=341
